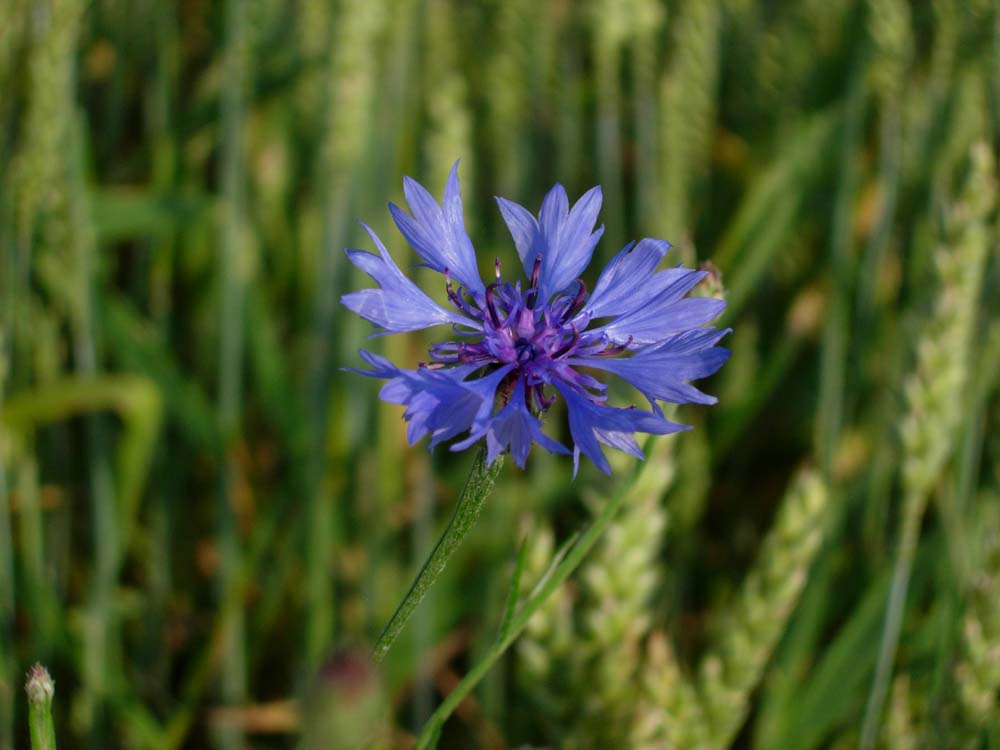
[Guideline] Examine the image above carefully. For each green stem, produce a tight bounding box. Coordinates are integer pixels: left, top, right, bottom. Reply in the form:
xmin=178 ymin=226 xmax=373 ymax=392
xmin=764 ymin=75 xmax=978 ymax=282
xmin=0 ymin=459 xmax=13 ymax=750
xmin=413 ymin=449 xmax=651 ymax=748
xmin=25 ymin=665 xmax=56 ymax=750
xmin=859 ymin=489 xmax=926 ymax=749
xmin=372 ymin=449 xmax=503 ymax=663
xmin=215 ymin=0 xmax=249 ymax=742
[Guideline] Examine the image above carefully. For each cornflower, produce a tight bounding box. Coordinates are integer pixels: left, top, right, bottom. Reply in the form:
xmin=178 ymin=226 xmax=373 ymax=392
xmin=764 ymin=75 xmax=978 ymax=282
xmin=343 ymin=163 xmax=729 ymax=474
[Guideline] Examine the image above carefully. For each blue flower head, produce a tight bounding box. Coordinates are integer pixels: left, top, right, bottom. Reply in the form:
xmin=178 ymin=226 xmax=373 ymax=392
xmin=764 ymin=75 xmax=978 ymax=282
xmin=342 ymin=163 xmax=731 ymax=475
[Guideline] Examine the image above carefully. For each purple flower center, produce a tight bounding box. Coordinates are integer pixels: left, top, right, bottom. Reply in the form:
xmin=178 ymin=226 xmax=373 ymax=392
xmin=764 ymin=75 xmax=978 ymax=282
xmin=430 ymin=256 xmax=629 ymax=412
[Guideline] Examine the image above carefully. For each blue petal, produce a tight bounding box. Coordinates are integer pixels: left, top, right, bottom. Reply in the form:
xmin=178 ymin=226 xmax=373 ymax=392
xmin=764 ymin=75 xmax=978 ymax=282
xmin=344 ymin=349 xmax=405 ymax=379
xmin=370 ymin=363 xmax=512 ymax=450
xmin=341 ymin=223 xmax=477 ymax=334
xmin=599 ymin=297 xmax=726 ymax=346
xmin=592 ymin=428 xmax=645 ymax=460
xmin=347 ymin=353 xmax=487 ymax=443
xmin=554 ymin=383 xmax=688 ymax=476
xmin=538 ymin=185 xmax=604 ymax=299
xmin=570 ymin=328 xmax=732 ymax=409
xmin=388 ymin=162 xmax=484 ymax=294
xmin=583 ymin=239 xmax=670 ymax=319
xmin=497 ymin=184 xmax=604 ymax=300
xmin=452 ymin=377 xmax=570 ymax=467
xmin=424 ymin=367 xmax=512 ymax=449
xmin=544 ymin=185 xmax=602 ymax=293
xmin=495 ymin=197 xmax=541 ymax=272
xmin=590 ymin=264 xmax=725 ymax=346
xmin=375 ymin=361 xmax=480 ymax=403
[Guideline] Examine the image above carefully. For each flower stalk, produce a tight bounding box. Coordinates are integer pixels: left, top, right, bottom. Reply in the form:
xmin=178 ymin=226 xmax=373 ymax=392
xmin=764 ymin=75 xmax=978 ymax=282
xmin=373 ymin=449 xmax=503 ymax=662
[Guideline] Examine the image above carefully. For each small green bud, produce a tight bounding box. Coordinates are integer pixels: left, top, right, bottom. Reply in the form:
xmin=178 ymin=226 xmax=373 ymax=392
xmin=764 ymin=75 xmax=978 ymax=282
xmin=25 ymin=663 xmax=56 ymax=750
xmin=302 ymin=649 xmax=390 ymax=750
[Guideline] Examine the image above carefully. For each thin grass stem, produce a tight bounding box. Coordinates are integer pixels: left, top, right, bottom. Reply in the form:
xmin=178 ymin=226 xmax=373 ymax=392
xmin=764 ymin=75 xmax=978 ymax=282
xmin=0 ymin=456 xmax=13 ymax=750
xmin=860 ymin=492 xmax=925 ymax=749
xmin=215 ymin=0 xmax=250 ymax=746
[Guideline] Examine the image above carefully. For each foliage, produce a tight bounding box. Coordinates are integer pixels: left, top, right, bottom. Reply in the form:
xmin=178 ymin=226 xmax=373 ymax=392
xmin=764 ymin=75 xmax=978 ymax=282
xmin=1 ymin=0 xmax=999 ymax=747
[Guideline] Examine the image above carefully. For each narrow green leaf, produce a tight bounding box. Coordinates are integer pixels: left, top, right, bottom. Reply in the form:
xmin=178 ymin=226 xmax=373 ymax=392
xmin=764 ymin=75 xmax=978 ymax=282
xmin=497 ymin=539 xmax=528 ymax=644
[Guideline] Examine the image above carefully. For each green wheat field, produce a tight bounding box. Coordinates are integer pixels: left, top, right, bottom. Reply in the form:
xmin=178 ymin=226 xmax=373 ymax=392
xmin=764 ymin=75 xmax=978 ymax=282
xmin=2 ymin=0 xmax=1000 ymax=747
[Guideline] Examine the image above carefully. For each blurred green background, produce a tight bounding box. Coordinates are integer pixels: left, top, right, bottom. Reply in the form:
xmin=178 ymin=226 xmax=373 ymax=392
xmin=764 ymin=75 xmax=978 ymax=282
xmin=2 ymin=0 xmax=1000 ymax=747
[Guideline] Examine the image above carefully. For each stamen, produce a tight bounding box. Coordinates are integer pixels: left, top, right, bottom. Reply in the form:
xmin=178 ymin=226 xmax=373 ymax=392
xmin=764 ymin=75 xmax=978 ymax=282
xmin=497 ymin=372 xmax=518 ymax=406
xmin=525 ymin=383 xmax=536 ymax=412
xmin=530 ymin=254 xmax=542 ymax=289
xmin=552 ymin=324 xmax=580 ymax=358
xmin=495 ymin=256 xmax=502 ymax=282
xmin=560 ymin=278 xmax=588 ymax=323
xmin=533 ymin=383 xmax=555 ymax=411
xmin=484 ymin=284 xmax=501 ymax=327
xmin=444 ymin=268 xmax=461 ymax=307
xmin=444 ymin=267 xmax=483 ymax=319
